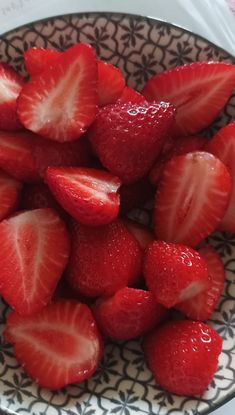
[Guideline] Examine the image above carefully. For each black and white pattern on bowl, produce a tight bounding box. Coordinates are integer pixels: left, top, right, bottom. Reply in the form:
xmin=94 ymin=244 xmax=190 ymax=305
xmin=0 ymin=12 xmax=235 ymax=415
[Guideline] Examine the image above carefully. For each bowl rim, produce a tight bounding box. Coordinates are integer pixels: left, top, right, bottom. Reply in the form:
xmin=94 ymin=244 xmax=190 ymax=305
xmin=0 ymin=10 xmax=235 ymax=415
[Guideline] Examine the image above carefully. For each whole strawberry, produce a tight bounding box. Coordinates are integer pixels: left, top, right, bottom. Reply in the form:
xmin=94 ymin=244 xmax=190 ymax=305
xmin=88 ymin=101 xmax=175 ymax=184
xmin=144 ymin=320 xmax=222 ymax=396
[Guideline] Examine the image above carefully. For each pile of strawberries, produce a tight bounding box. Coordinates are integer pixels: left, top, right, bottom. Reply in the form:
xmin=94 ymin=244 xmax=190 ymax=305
xmin=0 ymin=42 xmax=235 ymax=398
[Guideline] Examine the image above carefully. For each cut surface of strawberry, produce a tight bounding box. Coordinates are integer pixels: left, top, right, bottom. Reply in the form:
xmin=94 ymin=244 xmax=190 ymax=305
xmin=0 ymin=208 xmax=70 ymax=315
xmin=0 ymin=130 xmax=40 ymax=182
xmin=24 ymin=47 xmax=61 ymax=77
xmin=142 ymin=62 xmax=235 ymax=136
xmin=46 ymin=167 xmax=121 ymax=226
xmin=97 ymin=61 xmax=125 ymax=106
xmin=118 ymin=86 xmax=147 ymax=104
xmin=143 ymin=241 xmax=209 ymax=308
xmin=143 ymin=320 xmax=222 ymax=396
xmin=206 ymin=122 xmax=235 ymax=232
xmin=88 ymin=101 xmax=176 ymax=184
xmin=93 ymin=287 xmax=167 ymax=341
xmin=18 ymin=43 xmax=98 ymax=142
xmin=4 ymin=300 xmax=103 ymax=389
xmin=0 ymin=62 xmax=25 ymax=130
xmin=0 ymin=170 xmax=22 ymax=220
xmin=175 ymin=246 xmax=225 ymax=320
xmin=66 ymin=219 xmax=142 ymax=297
xmin=154 ymin=151 xmax=232 ymax=247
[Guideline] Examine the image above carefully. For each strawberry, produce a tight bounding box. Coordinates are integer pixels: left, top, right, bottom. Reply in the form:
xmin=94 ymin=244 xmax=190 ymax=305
xmin=0 ymin=170 xmax=22 ymax=220
xmin=143 ymin=320 xmax=222 ymax=396
xmin=206 ymin=123 xmax=235 ymax=232
xmin=88 ymin=101 xmax=175 ymax=184
xmin=93 ymin=287 xmax=167 ymax=340
xmin=0 ymin=208 xmax=70 ymax=315
xmin=32 ymin=136 xmax=92 ymax=178
xmin=118 ymin=86 xmax=147 ymax=104
xmin=154 ymin=151 xmax=232 ymax=247
xmin=142 ymin=62 xmax=235 ymax=136
xmin=119 ymin=178 xmax=154 ymax=214
xmin=17 ymin=43 xmax=98 ymax=142
xmin=0 ymin=62 xmax=25 ymax=130
xmin=24 ymin=47 xmax=60 ymax=76
xmin=149 ymin=135 xmax=207 ymax=186
xmin=175 ymin=246 xmax=225 ymax=320
xmin=124 ymin=219 xmax=155 ymax=251
xmin=0 ymin=130 xmax=40 ymax=182
xmin=143 ymin=241 xmax=209 ymax=308
xmin=66 ymin=219 xmax=142 ymax=297
xmin=97 ymin=61 xmax=125 ymax=106
xmin=20 ymin=183 xmax=65 ymax=217
xmin=46 ymin=167 xmax=121 ymax=226
xmin=4 ymin=300 xmax=103 ymax=389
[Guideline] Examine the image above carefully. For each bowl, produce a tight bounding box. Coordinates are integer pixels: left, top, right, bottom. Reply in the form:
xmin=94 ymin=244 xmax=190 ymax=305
xmin=0 ymin=11 xmax=235 ymax=415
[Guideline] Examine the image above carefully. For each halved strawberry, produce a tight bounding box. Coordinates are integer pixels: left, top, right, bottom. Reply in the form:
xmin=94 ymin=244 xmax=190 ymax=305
xmin=206 ymin=123 xmax=235 ymax=232
xmin=4 ymin=300 xmax=103 ymax=389
xmin=142 ymin=62 xmax=235 ymax=136
xmin=18 ymin=43 xmax=98 ymax=142
xmin=119 ymin=178 xmax=154 ymax=214
xmin=0 ymin=170 xmax=22 ymax=220
xmin=0 ymin=130 xmax=40 ymax=182
xmin=0 ymin=208 xmax=70 ymax=315
xmin=24 ymin=47 xmax=60 ymax=77
xmin=66 ymin=219 xmax=142 ymax=297
xmin=46 ymin=167 xmax=121 ymax=226
xmin=118 ymin=86 xmax=147 ymax=104
xmin=0 ymin=63 xmax=25 ymax=130
xmin=154 ymin=152 xmax=232 ymax=247
xmin=175 ymin=246 xmax=225 ymax=320
xmin=93 ymin=287 xmax=167 ymax=340
xmin=97 ymin=61 xmax=125 ymax=106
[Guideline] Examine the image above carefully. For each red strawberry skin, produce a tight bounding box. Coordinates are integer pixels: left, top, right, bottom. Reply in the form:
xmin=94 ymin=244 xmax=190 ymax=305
xmin=4 ymin=300 xmax=103 ymax=389
xmin=0 ymin=170 xmax=22 ymax=220
xmin=118 ymin=86 xmax=147 ymax=104
xmin=18 ymin=43 xmax=98 ymax=142
xmin=0 ymin=130 xmax=40 ymax=182
xmin=20 ymin=183 xmax=65 ymax=217
xmin=46 ymin=167 xmax=121 ymax=226
xmin=93 ymin=287 xmax=167 ymax=341
xmin=143 ymin=320 xmax=222 ymax=396
xmin=206 ymin=122 xmax=235 ymax=232
xmin=142 ymin=61 xmax=235 ymax=136
xmin=24 ymin=47 xmax=60 ymax=76
xmin=143 ymin=241 xmax=209 ymax=308
xmin=66 ymin=219 xmax=142 ymax=297
xmin=154 ymin=151 xmax=232 ymax=247
xmin=0 ymin=63 xmax=25 ymax=130
xmin=88 ymin=101 xmax=176 ymax=184
xmin=124 ymin=219 xmax=155 ymax=251
xmin=97 ymin=61 xmax=125 ymax=106
xmin=0 ymin=208 xmax=70 ymax=315
xmin=175 ymin=246 xmax=225 ymax=320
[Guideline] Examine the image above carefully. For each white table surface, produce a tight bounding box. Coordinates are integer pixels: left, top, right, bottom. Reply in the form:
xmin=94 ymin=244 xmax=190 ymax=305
xmin=0 ymin=1 xmax=235 ymax=414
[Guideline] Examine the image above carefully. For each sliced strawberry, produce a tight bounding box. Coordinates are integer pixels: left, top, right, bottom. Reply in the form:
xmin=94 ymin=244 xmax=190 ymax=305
xmin=175 ymin=246 xmax=225 ymax=320
xmin=0 ymin=63 xmax=25 ymax=130
xmin=20 ymin=183 xmax=65 ymax=217
xmin=143 ymin=241 xmax=209 ymax=308
xmin=0 ymin=130 xmax=40 ymax=182
xmin=93 ymin=287 xmax=167 ymax=340
xmin=0 ymin=208 xmax=70 ymax=315
xmin=46 ymin=167 xmax=121 ymax=226
xmin=149 ymin=135 xmax=207 ymax=186
xmin=0 ymin=170 xmax=22 ymax=220
xmin=88 ymin=101 xmax=176 ymax=184
xmin=118 ymin=86 xmax=147 ymax=104
xmin=119 ymin=178 xmax=154 ymax=214
xmin=97 ymin=61 xmax=125 ymax=106
xmin=142 ymin=62 xmax=235 ymax=136
xmin=32 ymin=136 xmax=92 ymax=178
xmin=154 ymin=151 xmax=232 ymax=247
xmin=206 ymin=123 xmax=235 ymax=232
xmin=66 ymin=219 xmax=142 ymax=297
xmin=124 ymin=219 xmax=155 ymax=251
xmin=18 ymin=43 xmax=98 ymax=142
xmin=24 ymin=47 xmax=61 ymax=77
xmin=4 ymin=300 xmax=103 ymax=389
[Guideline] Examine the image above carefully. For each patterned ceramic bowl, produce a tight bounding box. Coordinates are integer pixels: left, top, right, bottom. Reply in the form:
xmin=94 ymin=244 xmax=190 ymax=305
xmin=0 ymin=12 xmax=235 ymax=415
